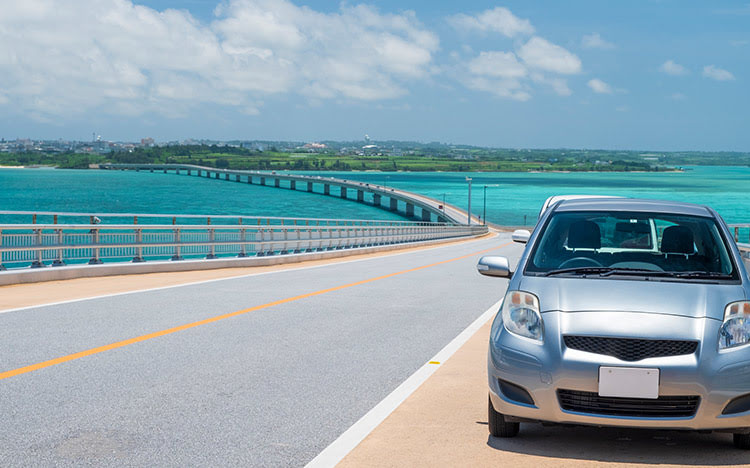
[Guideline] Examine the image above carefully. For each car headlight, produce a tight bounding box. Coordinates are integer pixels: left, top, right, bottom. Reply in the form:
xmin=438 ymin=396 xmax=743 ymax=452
xmin=501 ymin=290 xmax=543 ymax=342
xmin=719 ymin=301 xmax=750 ymax=350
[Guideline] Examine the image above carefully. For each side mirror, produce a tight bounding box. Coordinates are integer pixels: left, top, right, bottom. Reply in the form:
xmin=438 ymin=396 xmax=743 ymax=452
xmin=477 ymin=256 xmax=512 ymax=278
xmin=512 ymin=229 xmax=531 ymax=244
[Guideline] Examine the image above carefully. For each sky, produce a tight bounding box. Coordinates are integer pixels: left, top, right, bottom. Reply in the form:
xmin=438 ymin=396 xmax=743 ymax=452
xmin=0 ymin=0 xmax=748 ymax=151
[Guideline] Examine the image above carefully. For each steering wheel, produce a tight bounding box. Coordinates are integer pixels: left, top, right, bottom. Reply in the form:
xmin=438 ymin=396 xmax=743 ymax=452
xmin=558 ymin=257 xmax=603 ymax=268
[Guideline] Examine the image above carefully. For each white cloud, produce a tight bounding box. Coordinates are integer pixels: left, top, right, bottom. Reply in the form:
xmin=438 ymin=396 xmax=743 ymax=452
xmin=0 ymin=0 xmax=439 ymax=118
xmin=582 ymin=33 xmax=614 ymax=50
xmin=660 ymin=60 xmax=688 ymax=76
xmin=448 ymin=7 xmax=534 ymax=37
xmin=467 ymin=51 xmax=527 ymax=79
xmin=454 ymin=8 xmax=581 ymax=101
xmin=464 ymin=76 xmax=531 ymax=101
xmin=531 ymin=74 xmax=571 ymax=96
xmin=587 ymin=78 xmax=613 ymax=94
xmin=518 ymin=37 xmax=581 ymax=74
xmin=703 ymin=65 xmax=736 ymax=81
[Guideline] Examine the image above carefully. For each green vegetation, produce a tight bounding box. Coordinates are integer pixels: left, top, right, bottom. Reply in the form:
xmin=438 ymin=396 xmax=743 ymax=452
xmin=2 ymin=143 xmax=750 ymax=172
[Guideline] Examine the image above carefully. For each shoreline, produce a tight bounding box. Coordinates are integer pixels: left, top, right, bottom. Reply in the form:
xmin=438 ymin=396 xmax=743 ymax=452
xmin=0 ymin=166 xmax=688 ymax=174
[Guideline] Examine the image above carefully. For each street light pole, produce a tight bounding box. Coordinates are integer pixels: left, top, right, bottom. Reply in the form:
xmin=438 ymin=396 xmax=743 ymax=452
xmin=483 ymin=185 xmax=487 ymax=226
xmin=466 ymin=177 xmax=472 ymax=225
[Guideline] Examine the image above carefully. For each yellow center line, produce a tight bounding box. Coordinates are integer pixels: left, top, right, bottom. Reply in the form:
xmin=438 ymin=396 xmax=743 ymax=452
xmin=0 ymin=241 xmax=512 ymax=382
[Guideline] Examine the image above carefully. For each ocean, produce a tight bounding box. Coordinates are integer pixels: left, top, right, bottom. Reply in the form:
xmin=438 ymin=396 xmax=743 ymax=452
xmin=1 ymin=166 xmax=748 ymax=225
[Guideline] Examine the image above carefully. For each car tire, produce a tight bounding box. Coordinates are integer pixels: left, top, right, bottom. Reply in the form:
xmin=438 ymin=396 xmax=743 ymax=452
xmin=733 ymin=433 xmax=750 ymax=449
xmin=488 ymin=395 xmax=520 ymax=438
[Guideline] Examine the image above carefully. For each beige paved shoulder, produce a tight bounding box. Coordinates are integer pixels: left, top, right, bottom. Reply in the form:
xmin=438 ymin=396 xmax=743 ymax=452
xmin=337 ymin=322 xmax=749 ymax=468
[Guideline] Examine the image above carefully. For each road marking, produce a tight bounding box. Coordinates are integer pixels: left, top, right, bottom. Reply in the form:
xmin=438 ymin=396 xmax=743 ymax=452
xmin=428 ymin=361 xmax=441 ymax=365
xmin=0 ymin=242 xmax=511 ymax=382
xmin=304 ymin=297 xmax=505 ymax=468
xmin=0 ymin=233 xmax=500 ymax=315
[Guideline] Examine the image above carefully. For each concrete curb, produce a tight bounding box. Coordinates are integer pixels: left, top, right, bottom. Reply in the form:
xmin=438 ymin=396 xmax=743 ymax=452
xmin=0 ymin=234 xmax=485 ymax=286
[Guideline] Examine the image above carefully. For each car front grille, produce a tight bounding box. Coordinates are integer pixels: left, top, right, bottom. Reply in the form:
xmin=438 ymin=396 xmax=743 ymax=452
xmin=557 ymin=389 xmax=700 ymax=418
xmin=563 ymin=335 xmax=698 ymax=362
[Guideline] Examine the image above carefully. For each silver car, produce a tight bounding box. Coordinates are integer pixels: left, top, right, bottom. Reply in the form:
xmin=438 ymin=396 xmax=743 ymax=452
xmin=478 ymin=198 xmax=750 ymax=449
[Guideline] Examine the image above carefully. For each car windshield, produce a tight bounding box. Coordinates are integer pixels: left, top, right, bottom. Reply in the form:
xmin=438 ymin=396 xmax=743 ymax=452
xmin=526 ymin=210 xmax=737 ymax=280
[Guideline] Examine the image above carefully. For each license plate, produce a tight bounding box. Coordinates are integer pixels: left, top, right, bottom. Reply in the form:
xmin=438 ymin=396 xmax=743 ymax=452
xmin=599 ymin=367 xmax=659 ymax=399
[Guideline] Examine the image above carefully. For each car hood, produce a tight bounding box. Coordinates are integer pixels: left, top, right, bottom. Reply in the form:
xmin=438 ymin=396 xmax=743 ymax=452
xmin=518 ymin=276 xmax=746 ymax=320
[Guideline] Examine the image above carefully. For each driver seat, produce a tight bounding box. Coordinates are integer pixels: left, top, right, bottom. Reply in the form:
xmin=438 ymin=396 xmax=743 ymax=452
xmin=567 ymin=220 xmax=601 ymax=250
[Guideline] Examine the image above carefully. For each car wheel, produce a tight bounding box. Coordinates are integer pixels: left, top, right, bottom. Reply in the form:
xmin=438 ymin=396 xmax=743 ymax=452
xmin=733 ymin=433 xmax=750 ymax=449
xmin=488 ymin=395 xmax=520 ymax=438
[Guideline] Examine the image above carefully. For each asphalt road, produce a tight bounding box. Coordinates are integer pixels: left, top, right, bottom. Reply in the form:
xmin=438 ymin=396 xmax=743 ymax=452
xmin=0 ymin=233 xmax=520 ymax=466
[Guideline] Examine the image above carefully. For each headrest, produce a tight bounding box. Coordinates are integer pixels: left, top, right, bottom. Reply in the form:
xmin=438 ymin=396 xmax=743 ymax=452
xmin=616 ymin=222 xmax=650 ymax=234
xmin=661 ymin=225 xmax=694 ymax=255
xmin=568 ymin=220 xmax=601 ymax=249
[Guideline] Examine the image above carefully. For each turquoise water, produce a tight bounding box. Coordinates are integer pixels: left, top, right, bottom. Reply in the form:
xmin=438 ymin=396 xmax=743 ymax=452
xmin=1 ymin=166 xmax=749 ymax=225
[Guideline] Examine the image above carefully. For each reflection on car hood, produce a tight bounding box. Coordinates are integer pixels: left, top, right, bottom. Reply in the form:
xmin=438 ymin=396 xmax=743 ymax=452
xmin=519 ymin=277 xmax=746 ymax=320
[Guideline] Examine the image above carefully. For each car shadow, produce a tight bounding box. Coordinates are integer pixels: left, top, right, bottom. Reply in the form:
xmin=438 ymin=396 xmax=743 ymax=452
xmin=485 ymin=423 xmax=748 ymax=465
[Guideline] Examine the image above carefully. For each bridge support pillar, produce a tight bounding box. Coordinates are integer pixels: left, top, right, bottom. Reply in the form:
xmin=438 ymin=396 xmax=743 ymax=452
xmin=422 ymin=209 xmax=431 ymax=222
xmin=163 ymin=169 xmax=167 ymax=174
xmin=290 ymin=180 xmax=296 ymax=190
xmin=324 ymin=184 xmax=330 ymax=195
xmin=215 ymin=172 xmax=220 ymax=179
xmin=235 ymin=174 xmax=240 ymax=182
xmin=175 ymin=169 xmax=180 ymax=175
xmin=406 ymin=203 xmax=414 ymax=217
xmin=260 ymin=177 xmax=266 ymax=185
xmin=340 ymin=187 xmax=347 ymax=199
xmin=187 ymin=169 xmax=191 ymax=175
xmin=390 ymin=198 xmax=398 ymax=211
xmin=307 ymin=182 xmax=313 ymax=192
xmin=224 ymin=173 xmax=230 ymax=180
xmin=247 ymin=176 xmax=253 ymax=184
xmin=274 ymin=179 xmax=280 ymax=188
xmin=357 ymin=190 xmax=364 ymax=202
xmin=373 ymin=194 xmax=382 ymax=206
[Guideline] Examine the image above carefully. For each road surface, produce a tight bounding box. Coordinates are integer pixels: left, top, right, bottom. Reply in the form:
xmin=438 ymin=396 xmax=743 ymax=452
xmin=0 ymin=233 xmax=518 ymax=466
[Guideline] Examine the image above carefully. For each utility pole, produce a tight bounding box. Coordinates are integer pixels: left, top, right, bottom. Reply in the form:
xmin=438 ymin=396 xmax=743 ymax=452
xmin=466 ymin=177 xmax=472 ymax=225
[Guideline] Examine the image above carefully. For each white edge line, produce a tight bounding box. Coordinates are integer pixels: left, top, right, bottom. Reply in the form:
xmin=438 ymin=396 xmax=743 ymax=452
xmin=0 ymin=233 xmax=501 ymax=315
xmin=304 ymin=297 xmax=504 ymax=468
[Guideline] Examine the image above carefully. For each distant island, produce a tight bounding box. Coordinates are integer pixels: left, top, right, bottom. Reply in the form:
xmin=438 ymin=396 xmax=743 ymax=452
xmin=1 ymin=138 xmax=749 ymax=172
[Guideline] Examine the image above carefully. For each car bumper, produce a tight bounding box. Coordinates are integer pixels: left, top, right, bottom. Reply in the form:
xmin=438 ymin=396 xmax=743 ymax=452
xmin=488 ymin=311 xmax=750 ymax=431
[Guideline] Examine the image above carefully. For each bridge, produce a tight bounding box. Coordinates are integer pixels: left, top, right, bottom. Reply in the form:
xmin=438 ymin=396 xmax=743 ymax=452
xmin=99 ymin=163 xmax=471 ymax=225
xmin=2 ymin=171 xmax=750 ymax=465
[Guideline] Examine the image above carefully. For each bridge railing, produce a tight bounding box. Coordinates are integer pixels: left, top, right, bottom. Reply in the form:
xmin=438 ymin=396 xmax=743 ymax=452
xmin=0 ymin=211 xmax=487 ymax=270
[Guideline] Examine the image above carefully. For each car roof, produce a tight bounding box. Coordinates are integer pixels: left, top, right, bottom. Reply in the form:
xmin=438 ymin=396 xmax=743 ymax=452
xmin=553 ymin=197 xmax=714 ymax=217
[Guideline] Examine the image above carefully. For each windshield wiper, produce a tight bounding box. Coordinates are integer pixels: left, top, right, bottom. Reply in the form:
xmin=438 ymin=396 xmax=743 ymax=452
xmin=670 ymin=271 xmax=734 ymax=280
xmin=544 ymin=267 xmax=672 ymax=277
xmin=543 ymin=267 xmax=733 ymax=280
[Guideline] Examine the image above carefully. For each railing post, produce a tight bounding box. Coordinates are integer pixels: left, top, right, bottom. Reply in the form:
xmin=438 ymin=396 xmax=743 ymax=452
xmin=206 ymin=227 xmax=217 ymax=259
xmin=52 ymin=228 xmax=65 ymax=266
xmin=293 ymin=220 xmax=302 ymax=253
xmin=30 ymin=228 xmax=45 ymax=268
xmin=0 ymin=229 xmax=5 ymax=271
xmin=89 ymin=228 xmax=103 ymax=265
xmin=280 ymin=219 xmax=289 ymax=254
xmin=238 ymin=227 xmax=248 ymax=257
xmin=171 ymin=228 xmax=183 ymax=260
xmin=132 ymin=228 xmax=144 ymax=262
xmin=255 ymin=219 xmax=265 ymax=257
xmin=735 ymin=227 xmax=739 ymax=242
